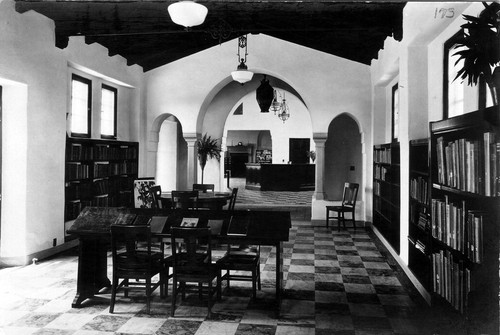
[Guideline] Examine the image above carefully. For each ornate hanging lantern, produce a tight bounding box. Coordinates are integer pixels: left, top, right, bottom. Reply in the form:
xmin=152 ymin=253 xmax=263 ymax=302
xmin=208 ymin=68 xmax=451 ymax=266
xmin=256 ymin=75 xmax=274 ymax=113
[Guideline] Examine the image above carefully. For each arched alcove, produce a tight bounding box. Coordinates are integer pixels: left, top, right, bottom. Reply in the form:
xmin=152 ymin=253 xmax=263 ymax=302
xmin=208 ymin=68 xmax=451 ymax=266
xmin=324 ymin=113 xmax=362 ymax=200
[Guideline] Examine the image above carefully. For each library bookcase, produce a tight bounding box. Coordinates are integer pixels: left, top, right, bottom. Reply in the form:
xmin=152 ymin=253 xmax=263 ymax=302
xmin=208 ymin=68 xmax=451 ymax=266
xmin=429 ymin=106 xmax=499 ymax=334
xmin=64 ymin=137 xmax=139 ymax=239
xmin=408 ymin=138 xmax=431 ymax=291
xmin=373 ymin=142 xmax=400 ymax=254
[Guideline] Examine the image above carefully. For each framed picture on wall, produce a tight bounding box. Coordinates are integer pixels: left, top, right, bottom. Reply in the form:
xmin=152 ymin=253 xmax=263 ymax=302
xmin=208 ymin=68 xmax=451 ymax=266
xmin=133 ymin=178 xmax=155 ymax=208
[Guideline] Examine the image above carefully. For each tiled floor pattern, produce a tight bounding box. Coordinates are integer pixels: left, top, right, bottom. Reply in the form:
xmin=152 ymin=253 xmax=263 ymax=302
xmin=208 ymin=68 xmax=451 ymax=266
xmin=0 ymin=221 xmax=465 ymax=335
xmin=229 ymin=178 xmax=313 ymax=207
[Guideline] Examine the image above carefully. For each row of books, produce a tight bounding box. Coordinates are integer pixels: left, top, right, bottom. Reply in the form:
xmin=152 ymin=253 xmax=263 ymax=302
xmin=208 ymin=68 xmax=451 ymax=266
xmin=66 ymin=177 xmax=134 ymax=200
xmin=67 ymin=143 xmax=138 ymax=161
xmin=409 ymin=202 xmax=429 ymax=231
xmin=93 ymin=162 xmax=138 ymax=178
xmin=432 ymin=250 xmax=471 ymax=313
xmin=431 ymin=197 xmax=484 ymax=263
xmin=410 ymin=176 xmax=429 ymax=204
xmin=66 ymin=162 xmax=90 ymax=180
xmin=374 ymin=148 xmax=392 ymax=164
xmin=374 ymin=165 xmax=390 ymax=182
xmin=436 ymin=132 xmax=499 ymax=196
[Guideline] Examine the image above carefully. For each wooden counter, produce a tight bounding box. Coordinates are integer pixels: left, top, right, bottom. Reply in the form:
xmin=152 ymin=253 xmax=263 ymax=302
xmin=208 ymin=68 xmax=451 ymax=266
xmin=245 ymin=163 xmax=315 ymax=191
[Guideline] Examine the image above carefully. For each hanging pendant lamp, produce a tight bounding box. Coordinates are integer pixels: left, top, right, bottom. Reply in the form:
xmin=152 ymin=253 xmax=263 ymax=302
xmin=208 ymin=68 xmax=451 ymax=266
xmin=270 ymin=89 xmax=282 ymax=115
xmin=277 ymin=92 xmax=290 ymax=123
xmin=231 ymin=35 xmax=254 ymax=85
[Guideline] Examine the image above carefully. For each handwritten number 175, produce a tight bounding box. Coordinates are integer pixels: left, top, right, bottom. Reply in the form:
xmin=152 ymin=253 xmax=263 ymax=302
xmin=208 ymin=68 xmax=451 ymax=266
xmin=435 ymin=8 xmax=454 ymax=19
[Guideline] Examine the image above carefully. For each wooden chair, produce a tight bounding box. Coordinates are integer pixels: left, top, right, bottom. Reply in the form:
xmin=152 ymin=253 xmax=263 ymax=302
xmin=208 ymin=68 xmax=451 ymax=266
xmin=109 ymin=224 xmax=167 ymax=314
xmin=219 ymin=243 xmax=261 ymax=300
xmin=171 ymin=190 xmax=199 ymax=210
xmin=193 ymin=183 xmax=215 ymax=193
xmin=149 ymin=185 xmax=163 ymax=209
xmin=170 ymin=227 xmax=223 ymax=318
xmin=226 ymin=187 xmax=238 ymax=212
xmin=325 ymin=182 xmax=359 ymax=231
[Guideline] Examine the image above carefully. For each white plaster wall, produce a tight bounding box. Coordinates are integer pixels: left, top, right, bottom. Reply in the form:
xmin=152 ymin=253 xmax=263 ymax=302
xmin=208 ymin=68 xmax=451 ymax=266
xmin=0 ymin=0 xmax=144 ymax=263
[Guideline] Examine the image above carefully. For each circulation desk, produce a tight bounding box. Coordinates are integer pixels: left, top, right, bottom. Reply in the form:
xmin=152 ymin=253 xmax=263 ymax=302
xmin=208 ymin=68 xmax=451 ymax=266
xmin=66 ymin=207 xmax=291 ymax=315
xmin=245 ymin=163 xmax=315 ymax=191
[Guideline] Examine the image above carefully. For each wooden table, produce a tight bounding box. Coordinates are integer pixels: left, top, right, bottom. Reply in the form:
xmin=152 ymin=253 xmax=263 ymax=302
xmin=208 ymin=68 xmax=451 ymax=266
xmin=160 ymin=192 xmax=231 ymax=210
xmin=66 ymin=207 xmax=291 ymax=316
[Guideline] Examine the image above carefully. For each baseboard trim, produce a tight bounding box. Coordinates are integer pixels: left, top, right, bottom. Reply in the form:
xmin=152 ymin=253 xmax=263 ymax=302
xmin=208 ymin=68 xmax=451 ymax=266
xmin=0 ymin=239 xmax=79 ymax=267
xmin=372 ymin=226 xmax=431 ymax=305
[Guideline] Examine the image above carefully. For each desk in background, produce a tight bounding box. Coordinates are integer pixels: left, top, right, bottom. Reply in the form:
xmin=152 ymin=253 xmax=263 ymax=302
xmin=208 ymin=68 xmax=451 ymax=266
xmin=67 ymin=207 xmax=291 ymax=315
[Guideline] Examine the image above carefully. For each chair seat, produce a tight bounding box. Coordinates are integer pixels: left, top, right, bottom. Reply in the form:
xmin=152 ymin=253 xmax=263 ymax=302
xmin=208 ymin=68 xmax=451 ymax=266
xmin=326 ymin=205 xmax=354 ymax=211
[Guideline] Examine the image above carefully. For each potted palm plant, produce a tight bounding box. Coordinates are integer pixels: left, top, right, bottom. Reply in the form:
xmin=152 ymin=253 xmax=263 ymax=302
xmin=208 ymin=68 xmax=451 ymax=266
xmin=453 ymin=2 xmax=500 ymax=105
xmin=197 ymin=133 xmax=221 ymax=184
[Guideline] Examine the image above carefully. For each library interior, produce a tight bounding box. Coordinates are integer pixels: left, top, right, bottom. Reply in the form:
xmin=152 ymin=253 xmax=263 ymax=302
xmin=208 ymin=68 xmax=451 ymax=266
xmin=0 ymin=1 xmax=499 ymax=334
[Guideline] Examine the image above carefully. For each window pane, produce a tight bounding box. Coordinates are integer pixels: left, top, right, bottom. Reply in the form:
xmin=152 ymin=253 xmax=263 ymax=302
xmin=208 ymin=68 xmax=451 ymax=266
xmin=101 ymin=86 xmax=116 ymax=137
xmin=71 ymin=78 xmax=89 ymax=135
xmin=448 ymin=44 xmax=465 ymax=117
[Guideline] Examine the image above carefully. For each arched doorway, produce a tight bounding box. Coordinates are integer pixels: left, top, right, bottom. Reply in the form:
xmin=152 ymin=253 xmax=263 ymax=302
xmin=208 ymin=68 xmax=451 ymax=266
xmin=154 ymin=115 xmax=188 ymax=191
xmin=324 ymin=114 xmax=362 ymax=200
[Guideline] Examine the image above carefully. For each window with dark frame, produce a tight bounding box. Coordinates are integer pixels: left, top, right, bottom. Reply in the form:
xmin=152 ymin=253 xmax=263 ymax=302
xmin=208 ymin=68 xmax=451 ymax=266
xmin=444 ymin=31 xmax=489 ymax=119
xmin=391 ymin=83 xmax=399 ymax=142
xmin=100 ymin=84 xmax=117 ymax=139
xmin=70 ymin=74 xmax=91 ymax=137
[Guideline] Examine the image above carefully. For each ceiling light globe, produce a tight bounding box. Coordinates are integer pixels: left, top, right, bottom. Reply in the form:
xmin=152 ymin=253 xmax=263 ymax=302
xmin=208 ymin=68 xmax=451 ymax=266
xmin=231 ymin=70 xmax=254 ymax=85
xmin=168 ymin=1 xmax=208 ymax=28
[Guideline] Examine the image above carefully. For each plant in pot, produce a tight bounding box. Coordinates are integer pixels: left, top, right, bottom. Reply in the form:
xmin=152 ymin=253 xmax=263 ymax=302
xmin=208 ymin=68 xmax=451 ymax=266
xmin=306 ymin=150 xmax=316 ymax=163
xmin=453 ymin=2 xmax=500 ymax=105
xmin=197 ymin=133 xmax=221 ymax=184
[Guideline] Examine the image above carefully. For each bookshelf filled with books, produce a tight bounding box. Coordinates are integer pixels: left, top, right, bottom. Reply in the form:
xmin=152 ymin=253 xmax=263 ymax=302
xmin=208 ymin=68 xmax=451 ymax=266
xmin=373 ymin=142 xmax=401 ymax=254
xmin=408 ymin=139 xmax=431 ymax=291
xmin=429 ymin=106 xmax=499 ymax=333
xmin=65 ymin=137 xmax=139 ymax=236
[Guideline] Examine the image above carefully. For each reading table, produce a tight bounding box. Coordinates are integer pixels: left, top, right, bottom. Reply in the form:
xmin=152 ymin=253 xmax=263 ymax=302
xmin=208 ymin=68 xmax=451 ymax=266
xmin=66 ymin=207 xmax=291 ymax=316
xmin=160 ymin=191 xmax=231 ymax=210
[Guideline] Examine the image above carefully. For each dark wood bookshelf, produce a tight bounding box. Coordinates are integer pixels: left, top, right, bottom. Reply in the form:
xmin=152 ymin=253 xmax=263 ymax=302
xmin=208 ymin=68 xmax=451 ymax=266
xmin=64 ymin=137 xmax=139 ymax=241
xmin=373 ymin=142 xmax=400 ymax=254
xmin=408 ymin=138 xmax=431 ymax=292
xmin=429 ymin=105 xmax=499 ymax=334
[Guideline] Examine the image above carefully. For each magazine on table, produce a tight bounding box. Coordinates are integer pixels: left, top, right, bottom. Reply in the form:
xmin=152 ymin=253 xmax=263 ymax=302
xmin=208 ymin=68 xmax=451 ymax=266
xmin=180 ymin=217 xmax=199 ymax=227
xmin=149 ymin=216 xmax=168 ymax=233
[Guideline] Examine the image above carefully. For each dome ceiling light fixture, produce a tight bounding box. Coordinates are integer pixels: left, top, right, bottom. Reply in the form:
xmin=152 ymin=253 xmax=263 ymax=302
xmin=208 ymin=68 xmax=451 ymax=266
xmin=168 ymin=1 xmax=208 ymax=28
xmin=231 ymin=35 xmax=254 ymax=85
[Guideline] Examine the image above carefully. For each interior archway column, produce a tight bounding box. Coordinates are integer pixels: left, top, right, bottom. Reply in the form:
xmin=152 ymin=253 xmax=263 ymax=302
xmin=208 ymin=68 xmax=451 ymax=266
xmin=313 ymin=133 xmax=328 ymax=200
xmin=146 ymin=130 xmax=159 ymax=178
xmin=220 ymin=136 xmax=227 ymax=191
xmin=184 ymin=133 xmax=200 ymax=188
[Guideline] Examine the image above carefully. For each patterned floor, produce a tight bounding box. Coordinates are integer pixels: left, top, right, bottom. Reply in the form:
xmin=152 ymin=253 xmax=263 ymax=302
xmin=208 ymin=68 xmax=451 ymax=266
xmin=0 ymin=218 xmax=467 ymax=335
xmin=230 ymin=178 xmax=313 ymax=207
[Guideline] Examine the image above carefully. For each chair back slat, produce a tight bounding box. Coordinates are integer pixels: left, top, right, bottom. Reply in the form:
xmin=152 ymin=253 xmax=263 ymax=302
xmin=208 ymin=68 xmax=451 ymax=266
xmin=149 ymin=185 xmax=162 ymax=209
xmin=170 ymin=227 xmax=212 ymax=275
xmin=342 ymin=183 xmax=359 ymax=207
xmin=227 ymin=188 xmax=238 ymax=212
xmin=171 ymin=190 xmax=199 ymax=210
xmin=193 ymin=184 xmax=215 ymax=193
xmin=111 ymin=224 xmax=153 ymax=270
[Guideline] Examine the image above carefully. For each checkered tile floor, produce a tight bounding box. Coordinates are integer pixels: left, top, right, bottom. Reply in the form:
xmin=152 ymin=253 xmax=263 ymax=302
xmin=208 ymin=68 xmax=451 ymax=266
xmin=0 ymin=220 xmax=465 ymax=335
xmin=230 ymin=178 xmax=313 ymax=207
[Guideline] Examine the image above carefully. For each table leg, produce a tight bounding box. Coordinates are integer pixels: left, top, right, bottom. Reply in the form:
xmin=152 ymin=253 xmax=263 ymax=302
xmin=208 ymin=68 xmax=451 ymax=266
xmin=275 ymin=241 xmax=283 ymax=317
xmin=72 ymin=237 xmax=111 ymax=308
